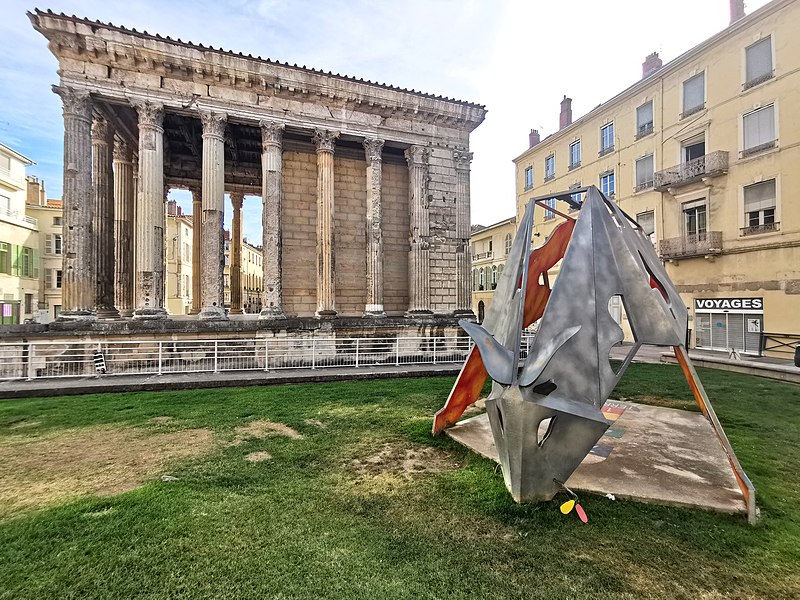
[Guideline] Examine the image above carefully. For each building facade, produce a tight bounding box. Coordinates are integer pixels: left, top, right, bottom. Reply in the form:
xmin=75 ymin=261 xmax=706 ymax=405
xmin=0 ymin=144 xmax=40 ymax=324
xmin=513 ymin=0 xmax=799 ymax=355
xmin=29 ymin=11 xmax=485 ymax=325
xmin=165 ymin=201 xmax=194 ymax=316
xmin=223 ymin=230 xmax=264 ymax=314
xmin=470 ymin=217 xmax=516 ymax=322
xmin=25 ymin=178 xmax=64 ymax=322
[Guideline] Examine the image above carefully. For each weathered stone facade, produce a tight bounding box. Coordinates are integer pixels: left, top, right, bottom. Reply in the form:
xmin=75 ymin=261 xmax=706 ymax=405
xmin=28 ymin=10 xmax=485 ymax=327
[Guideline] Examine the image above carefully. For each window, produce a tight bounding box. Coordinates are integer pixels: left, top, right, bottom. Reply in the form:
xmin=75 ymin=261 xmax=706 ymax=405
xmin=504 ymin=233 xmax=512 ymax=255
xmin=569 ymin=140 xmax=581 ymax=169
xmin=600 ymin=171 xmax=615 ymax=198
xmin=524 ymin=166 xmax=533 ymax=189
xmin=568 ymin=182 xmax=582 ymax=212
xmin=683 ymin=137 xmax=705 ymax=163
xmin=24 ymin=294 xmax=33 ymax=315
xmin=491 ymin=266 xmax=498 ymax=290
xmin=743 ymin=179 xmax=777 ymax=234
xmin=0 ymin=194 xmax=10 ymax=215
xmin=53 ymin=305 xmax=61 ymax=319
xmin=636 ymin=101 xmax=654 ymax=138
xmin=543 ymin=197 xmax=557 ymax=220
xmin=56 ymin=269 xmax=63 ymax=288
xmin=745 ymin=36 xmax=773 ymax=89
xmin=0 ymin=242 xmax=9 ymax=274
xmin=472 ymin=268 xmax=477 ymax=291
xmin=742 ymin=104 xmax=776 ymax=157
xmin=683 ymin=202 xmax=707 ymax=239
xmin=0 ymin=155 xmax=10 ymax=177
xmin=479 ymin=268 xmax=485 ymax=290
xmin=488 ymin=240 xmax=493 ymax=253
xmin=544 ymin=155 xmax=555 ymax=181
xmin=635 ymin=154 xmax=654 ymax=191
xmin=52 ymin=216 xmax=62 ymax=226
xmin=45 ymin=234 xmax=63 ymax=255
xmin=600 ymin=123 xmax=614 ymax=155
xmin=636 ymin=211 xmax=656 ymax=245
xmin=682 ymin=73 xmax=705 ymax=117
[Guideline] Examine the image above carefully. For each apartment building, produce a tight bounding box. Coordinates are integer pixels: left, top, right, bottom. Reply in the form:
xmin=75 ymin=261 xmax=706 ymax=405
xmin=513 ymin=0 xmax=799 ymax=355
xmin=223 ymin=233 xmax=264 ymax=314
xmin=470 ymin=217 xmax=516 ymax=322
xmin=166 ymin=200 xmax=194 ymax=315
xmin=25 ymin=178 xmax=64 ymax=322
xmin=0 ymin=143 xmax=40 ymax=324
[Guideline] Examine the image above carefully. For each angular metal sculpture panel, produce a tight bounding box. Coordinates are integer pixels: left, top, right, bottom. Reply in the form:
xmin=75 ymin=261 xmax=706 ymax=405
xmin=436 ymin=186 xmax=756 ymax=521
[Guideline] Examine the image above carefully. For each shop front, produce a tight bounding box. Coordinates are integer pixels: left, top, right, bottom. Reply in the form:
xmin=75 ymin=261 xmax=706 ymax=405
xmin=694 ymin=297 xmax=763 ymax=355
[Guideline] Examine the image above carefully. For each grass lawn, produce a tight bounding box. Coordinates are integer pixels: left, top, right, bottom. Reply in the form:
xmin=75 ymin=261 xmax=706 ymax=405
xmin=0 ymin=363 xmax=798 ymax=599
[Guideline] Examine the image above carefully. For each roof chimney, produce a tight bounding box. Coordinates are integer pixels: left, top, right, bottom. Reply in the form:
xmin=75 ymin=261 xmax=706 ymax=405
xmin=642 ymin=52 xmax=663 ymax=79
xmin=559 ymin=96 xmax=572 ymax=130
xmin=167 ymin=199 xmax=177 ymax=216
xmin=730 ymin=0 xmax=745 ymax=24
xmin=529 ymin=129 xmax=541 ymax=148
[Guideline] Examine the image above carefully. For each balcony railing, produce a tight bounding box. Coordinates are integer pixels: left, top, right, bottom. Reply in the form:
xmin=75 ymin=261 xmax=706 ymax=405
xmin=654 ymin=151 xmax=728 ymax=191
xmin=0 ymin=207 xmax=38 ymax=227
xmin=741 ymin=140 xmax=776 ymax=158
xmin=741 ymin=222 xmax=780 ymax=236
xmin=568 ymin=161 xmax=581 ymax=171
xmin=635 ymin=122 xmax=654 ymax=139
xmin=473 ymin=251 xmax=493 ymax=261
xmin=681 ymin=103 xmax=705 ymax=119
xmin=743 ymin=71 xmax=774 ymax=90
xmin=634 ymin=180 xmax=654 ymax=193
xmin=598 ymin=145 xmax=615 ymax=157
xmin=659 ymin=231 xmax=722 ymax=260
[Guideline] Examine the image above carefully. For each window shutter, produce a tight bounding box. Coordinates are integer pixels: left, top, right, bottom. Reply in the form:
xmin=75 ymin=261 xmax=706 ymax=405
xmin=45 ymin=269 xmax=53 ymax=289
xmin=12 ymin=245 xmax=20 ymax=276
xmin=744 ymin=105 xmax=775 ymax=149
xmin=33 ymin=249 xmax=40 ymax=278
xmin=746 ymin=37 xmax=772 ymax=82
xmin=683 ymin=74 xmax=704 ymax=111
xmin=636 ymin=155 xmax=654 ymax=185
xmin=744 ymin=180 xmax=776 ymax=212
xmin=636 ymin=211 xmax=655 ymax=236
xmin=637 ymin=102 xmax=653 ymax=128
xmin=45 ymin=234 xmax=52 ymax=254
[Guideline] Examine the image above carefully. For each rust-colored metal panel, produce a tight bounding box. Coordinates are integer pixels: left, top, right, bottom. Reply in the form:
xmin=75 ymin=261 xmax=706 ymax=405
xmin=432 ymin=219 xmax=575 ymax=435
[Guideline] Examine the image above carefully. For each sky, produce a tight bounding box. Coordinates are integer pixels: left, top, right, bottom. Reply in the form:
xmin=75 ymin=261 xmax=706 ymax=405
xmin=1 ymin=0 xmax=772 ymax=242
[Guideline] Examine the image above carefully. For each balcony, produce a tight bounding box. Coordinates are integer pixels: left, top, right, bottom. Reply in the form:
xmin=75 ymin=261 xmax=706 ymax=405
xmin=654 ymin=151 xmax=728 ymax=191
xmin=741 ymin=222 xmax=780 ymax=236
xmin=0 ymin=207 xmax=38 ymax=229
xmin=635 ymin=122 xmax=654 ymax=139
xmin=659 ymin=231 xmax=722 ymax=260
xmin=598 ymin=145 xmax=615 ymax=157
xmin=473 ymin=251 xmax=493 ymax=261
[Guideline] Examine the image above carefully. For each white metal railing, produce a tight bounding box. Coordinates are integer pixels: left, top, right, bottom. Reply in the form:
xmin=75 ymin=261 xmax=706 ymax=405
xmin=0 ymin=334 xmax=537 ymax=381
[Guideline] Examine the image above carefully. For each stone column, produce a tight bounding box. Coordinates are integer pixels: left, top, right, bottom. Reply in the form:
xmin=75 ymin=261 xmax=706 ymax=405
xmin=405 ymin=145 xmax=433 ymax=317
xmin=132 ymin=101 xmax=168 ymax=319
xmin=454 ymin=148 xmax=475 ymax=316
xmin=363 ymin=138 xmax=385 ymax=317
xmin=198 ymin=111 xmax=228 ymax=320
xmin=313 ymin=129 xmax=339 ymax=318
xmin=189 ymin=186 xmax=202 ymax=314
xmin=53 ymin=85 xmax=95 ymax=320
xmin=91 ymin=117 xmax=119 ymax=318
xmin=230 ymin=191 xmax=244 ymax=314
xmin=259 ymin=120 xmax=285 ymax=319
xmin=113 ymin=138 xmax=135 ymax=317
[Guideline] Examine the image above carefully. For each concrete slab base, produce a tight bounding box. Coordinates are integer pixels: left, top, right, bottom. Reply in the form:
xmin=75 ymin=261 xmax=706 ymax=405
xmin=445 ymin=400 xmax=746 ymax=515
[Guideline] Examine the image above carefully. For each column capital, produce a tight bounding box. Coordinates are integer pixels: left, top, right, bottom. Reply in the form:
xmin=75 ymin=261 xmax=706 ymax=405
xmin=134 ymin=101 xmax=164 ymax=130
xmin=53 ymin=85 xmax=92 ymax=121
xmin=230 ymin=191 xmax=244 ymax=210
xmin=200 ymin=110 xmax=227 ymax=139
xmin=453 ymin=147 xmax=474 ymax=170
xmin=91 ymin=116 xmax=110 ymax=142
xmin=363 ymin=138 xmax=385 ymax=162
xmin=113 ymin=137 xmax=132 ymax=162
xmin=260 ymin=120 xmax=285 ymax=147
xmin=405 ymin=145 xmax=431 ymax=167
xmin=313 ymin=128 xmax=339 ymax=153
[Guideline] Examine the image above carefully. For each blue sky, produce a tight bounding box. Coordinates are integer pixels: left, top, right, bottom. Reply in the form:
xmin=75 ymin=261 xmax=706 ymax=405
xmin=1 ymin=0 xmax=770 ymax=242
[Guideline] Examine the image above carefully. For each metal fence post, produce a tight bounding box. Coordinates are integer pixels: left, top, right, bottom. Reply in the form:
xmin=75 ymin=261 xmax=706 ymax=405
xmin=264 ymin=339 xmax=270 ymax=372
xmin=433 ymin=337 xmax=437 ymax=365
xmin=396 ymin=338 xmax=400 ymax=366
xmin=26 ymin=342 xmax=35 ymax=380
xmin=214 ymin=340 xmax=219 ymax=373
xmin=311 ymin=339 xmax=316 ymax=370
xmin=355 ymin=338 xmax=360 ymax=368
xmin=158 ymin=341 xmax=163 ymax=375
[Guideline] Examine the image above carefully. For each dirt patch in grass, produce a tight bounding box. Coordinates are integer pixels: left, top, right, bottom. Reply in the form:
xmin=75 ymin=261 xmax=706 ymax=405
xmin=234 ymin=419 xmax=303 ymax=442
xmin=149 ymin=416 xmax=174 ymax=424
xmin=351 ymin=442 xmax=459 ymax=478
xmin=245 ymin=451 xmax=273 ymax=463
xmin=613 ymin=395 xmax=699 ymax=412
xmin=7 ymin=420 xmax=41 ymax=430
xmin=303 ymin=419 xmax=327 ymax=429
xmin=0 ymin=426 xmax=215 ymax=517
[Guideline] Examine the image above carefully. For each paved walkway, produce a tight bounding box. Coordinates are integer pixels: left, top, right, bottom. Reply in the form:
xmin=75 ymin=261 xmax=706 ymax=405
xmin=1 ymin=344 xmax=795 ymax=400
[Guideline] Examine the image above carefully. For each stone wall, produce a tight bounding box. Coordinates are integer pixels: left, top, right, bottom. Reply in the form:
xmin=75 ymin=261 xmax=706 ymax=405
xmin=382 ymin=161 xmax=410 ymax=315
xmin=428 ymin=146 xmax=459 ymax=314
xmin=282 ymin=150 xmax=317 ymax=317
xmin=333 ymin=155 xmax=368 ymax=316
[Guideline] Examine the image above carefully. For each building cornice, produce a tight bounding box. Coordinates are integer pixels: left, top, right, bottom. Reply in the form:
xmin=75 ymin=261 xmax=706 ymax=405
xmin=0 ymin=143 xmax=35 ymax=165
xmin=512 ymin=0 xmax=794 ymax=164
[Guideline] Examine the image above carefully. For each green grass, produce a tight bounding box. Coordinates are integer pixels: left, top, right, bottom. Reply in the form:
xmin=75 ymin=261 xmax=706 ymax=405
xmin=1 ymin=364 xmax=799 ymax=599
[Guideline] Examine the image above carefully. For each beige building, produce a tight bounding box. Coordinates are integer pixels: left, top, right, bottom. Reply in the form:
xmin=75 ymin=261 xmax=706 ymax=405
xmin=470 ymin=217 xmax=516 ymax=322
xmin=0 ymin=143 xmax=40 ymax=324
xmin=224 ymin=232 xmax=264 ymax=314
xmin=25 ymin=178 xmax=64 ymax=322
xmin=513 ymin=0 xmax=799 ymax=356
xmin=166 ymin=200 xmax=194 ymax=316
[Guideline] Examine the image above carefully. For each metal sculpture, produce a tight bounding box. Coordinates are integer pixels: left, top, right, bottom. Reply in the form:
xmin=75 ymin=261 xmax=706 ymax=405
xmin=435 ymin=186 xmax=756 ymax=522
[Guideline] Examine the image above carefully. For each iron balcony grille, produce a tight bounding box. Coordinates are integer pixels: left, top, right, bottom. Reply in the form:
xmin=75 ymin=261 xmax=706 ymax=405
xmin=568 ymin=161 xmax=581 ymax=170
xmin=658 ymin=231 xmax=722 ymax=259
xmin=654 ymin=151 xmax=728 ymax=191
xmin=473 ymin=251 xmax=493 ymax=261
xmin=740 ymin=140 xmax=776 ymax=158
xmin=598 ymin=145 xmax=615 ymax=157
xmin=741 ymin=222 xmax=779 ymax=236
xmin=681 ymin=103 xmax=705 ymax=119
xmin=635 ymin=180 xmax=654 ymax=192
xmin=544 ymin=174 xmax=555 ymax=182
xmin=743 ymin=71 xmax=775 ymax=90
xmin=635 ymin=122 xmax=654 ymax=139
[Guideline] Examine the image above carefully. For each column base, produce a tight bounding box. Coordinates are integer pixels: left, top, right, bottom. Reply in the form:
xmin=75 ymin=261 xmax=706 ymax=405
xmin=57 ymin=309 xmax=97 ymax=322
xmin=405 ymin=309 xmax=434 ymax=319
xmin=96 ymin=306 xmax=121 ymax=319
xmin=198 ymin=305 xmax=229 ymax=321
xmin=452 ymin=309 xmax=476 ymax=319
xmin=132 ymin=306 xmax=169 ymax=320
xmin=315 ymin=309 xmax=338 ymax=318
xmin=259 ymin=307 xmax=286 ymax=320
xmin=363 ymin=308 xmax=386 ymax=318
xmin=119 ymin=309 xmax=135 ymax=318
xmin=188 ymin=307 xmax=201 ymax=315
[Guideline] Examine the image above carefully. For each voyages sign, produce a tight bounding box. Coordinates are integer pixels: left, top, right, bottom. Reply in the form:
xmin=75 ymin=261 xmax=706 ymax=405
xmin=694 ymin=297 xmax=763 ymax=312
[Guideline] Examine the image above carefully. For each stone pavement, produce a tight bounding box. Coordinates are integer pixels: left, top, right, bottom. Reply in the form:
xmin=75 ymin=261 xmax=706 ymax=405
xmin=446 ymin=400 xmax=748 ymax=516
